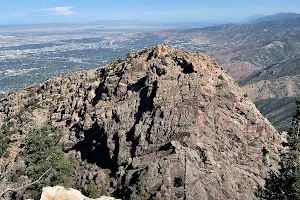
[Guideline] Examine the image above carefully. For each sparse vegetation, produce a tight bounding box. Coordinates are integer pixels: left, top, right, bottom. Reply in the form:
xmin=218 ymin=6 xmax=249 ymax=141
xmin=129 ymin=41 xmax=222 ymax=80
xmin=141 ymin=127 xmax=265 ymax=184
xmin=85 ymin=181 xmax=100 ymax=198
xmin=262 ymin=147 xmax=269 ymax=165
xmin=218 ymin=75 xmax=225 ymax=80
xmin=0 ymin=160 xmax=52 ymax=198
xmin=0 ymin=121 xmax=18 ymax=158
xmin=123 ymin=169 xmax=150 ymax=200
xmin=58 ymin=95 xmax=65 ymax=101
xmin=174 ymin=177 xmax=184 ymax=187
xmin=257 ymin=98 xmax=300 ymax=199
xmin=84 ymin=181 xmax=109 ymax=198
xmin=0 ymin=124 xmax=11 ymax=158
xmin=24 ymin=99 xmax=40 ymax=110
xmin=113 ymin=58 xmax=122 ymax=64
xmin=22 ymin=121 xmax=73 ymax=198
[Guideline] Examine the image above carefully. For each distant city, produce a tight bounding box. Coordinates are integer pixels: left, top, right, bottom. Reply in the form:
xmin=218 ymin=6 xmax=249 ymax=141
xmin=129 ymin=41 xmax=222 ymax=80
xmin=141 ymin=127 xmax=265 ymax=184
xmin=2 ymin=12 xmax=300 ymax=131
xmin=0 ymin=22 xmax=212 ymax=92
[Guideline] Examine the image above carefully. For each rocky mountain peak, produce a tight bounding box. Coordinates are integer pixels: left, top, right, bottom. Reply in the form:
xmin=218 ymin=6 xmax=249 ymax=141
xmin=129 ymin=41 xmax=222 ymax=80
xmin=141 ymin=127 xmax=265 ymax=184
xmin=0 ymin=45 xmax=280 ymax=200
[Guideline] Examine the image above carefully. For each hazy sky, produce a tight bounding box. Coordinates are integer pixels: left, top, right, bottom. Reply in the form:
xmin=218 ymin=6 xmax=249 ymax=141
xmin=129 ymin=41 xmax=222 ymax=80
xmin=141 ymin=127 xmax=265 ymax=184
xmin=0 ymin=0 xmax=300 ymax=25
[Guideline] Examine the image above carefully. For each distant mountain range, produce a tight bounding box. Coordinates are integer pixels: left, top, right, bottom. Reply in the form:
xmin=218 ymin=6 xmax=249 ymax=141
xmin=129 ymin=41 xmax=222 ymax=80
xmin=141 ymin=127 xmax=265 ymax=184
xmin=241 ymin=14 xmax=266 ymax=23
xmin=239 ymin=56 xmax=300 ymax=131
xmin=207 ymin=16 xmax=300 ymax=130
xmin=244 ymin=12 xmax=300 ymax=24
xmin=208 ymin=16 xmax=300 ymax=131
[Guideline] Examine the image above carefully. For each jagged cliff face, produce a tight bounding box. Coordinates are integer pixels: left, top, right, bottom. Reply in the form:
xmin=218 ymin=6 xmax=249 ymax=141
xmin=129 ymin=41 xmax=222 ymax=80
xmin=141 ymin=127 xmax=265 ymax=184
xmin=0 ymin=45 xmax=280 ymax=200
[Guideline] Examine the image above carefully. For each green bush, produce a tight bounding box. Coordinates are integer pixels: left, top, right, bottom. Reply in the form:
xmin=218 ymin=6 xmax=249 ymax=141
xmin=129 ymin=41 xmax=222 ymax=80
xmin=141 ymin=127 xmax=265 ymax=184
xmin=261 ymin=147 xmax=269 ymax=165
xmin=257 ymin=98 xmax=300 ymax=199
xmin=84 ymin=181 xmax=109 ymax=198
xmin=122 ymin=169 xmax=150 ymax=200
xmin=112 ymin=58 xmax=122 ymax=64
xmin=0 ymin=122 xmax=18 ymax=158
xmin=24 ymin=99 xmax=40 ymax=110
xmin=23 ymin=121 xmax=73 ymax=197
xmin=218 ymin=75 xmax=225 ymax=80
xmin=0 ymin=129 xmax=11 ymax=158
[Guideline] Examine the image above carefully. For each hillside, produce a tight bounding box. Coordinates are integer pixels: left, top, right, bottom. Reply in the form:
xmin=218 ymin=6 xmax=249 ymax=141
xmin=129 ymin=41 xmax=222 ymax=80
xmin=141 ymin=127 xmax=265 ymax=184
xmin=0 ymin=45 xmax=280 ymax=200
xmin=157 ymin=17 xmax=300 ymax=80
xmin=203 ymin=18 xmax=300 ymax=131
xmin=239 ymin=56 xmax=300 ymax=131
xmin=204 ymin=17 xmax=300 ymax=76
xmin=154 ymin=18 xmax=300 ymax=131
xmin=247 ymin=13 xmax=300 ymax=24
xmin=241 ymin=14 xmax=266 ymax=23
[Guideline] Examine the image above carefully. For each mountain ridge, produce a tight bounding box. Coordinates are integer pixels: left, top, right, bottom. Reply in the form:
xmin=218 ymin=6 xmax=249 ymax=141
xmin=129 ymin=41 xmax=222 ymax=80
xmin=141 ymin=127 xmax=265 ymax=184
xmin=0 ymin=44 xmax=280 ymax=200
xmin=166 ymin=17 xmax=300 ymax=131
xmin=239 ymin=55 xmax=300 ymax=131
xmin=241 ymin=14 xmax=266 ymax=23
xmin=247 ymin=12 xmax=300 ymax=24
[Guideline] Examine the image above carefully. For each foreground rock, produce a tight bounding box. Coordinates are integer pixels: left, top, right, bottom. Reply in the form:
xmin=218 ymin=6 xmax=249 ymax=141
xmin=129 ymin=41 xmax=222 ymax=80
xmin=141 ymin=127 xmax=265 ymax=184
xmin=1 ymin=44 xmax=281 ymax=199
xmin=28 ymin=186 xmax=118 ymax=200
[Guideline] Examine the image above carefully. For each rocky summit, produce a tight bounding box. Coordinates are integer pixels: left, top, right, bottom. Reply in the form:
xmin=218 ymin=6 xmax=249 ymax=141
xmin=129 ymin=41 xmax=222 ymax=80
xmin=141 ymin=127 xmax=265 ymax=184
xmin=0 ymin=44 xmax=281 ymax=200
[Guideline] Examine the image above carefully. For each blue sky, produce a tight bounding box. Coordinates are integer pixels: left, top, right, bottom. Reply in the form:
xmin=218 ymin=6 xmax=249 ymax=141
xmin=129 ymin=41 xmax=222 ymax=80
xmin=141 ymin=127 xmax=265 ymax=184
xmin=0 ymin=0 xmax=300 ymax=25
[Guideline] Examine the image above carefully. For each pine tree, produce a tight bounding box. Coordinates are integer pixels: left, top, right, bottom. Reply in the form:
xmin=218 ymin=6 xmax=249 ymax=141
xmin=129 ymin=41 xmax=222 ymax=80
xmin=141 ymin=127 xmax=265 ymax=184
xmin=257 ymin=98 xmax=300 ymax=199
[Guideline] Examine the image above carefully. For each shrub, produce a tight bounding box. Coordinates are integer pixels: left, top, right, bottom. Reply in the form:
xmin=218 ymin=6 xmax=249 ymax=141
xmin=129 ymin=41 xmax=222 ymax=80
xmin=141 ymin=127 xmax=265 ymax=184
xmin=218 ymin=75 xmax=225 ymax=80
xmin=0 ymin=122 xmax=18 ymax=158
xmin=113 ymin=58 xmax=122 ymax=64
xmin=23 ymin=121 xmax=73 ymax=198
xmin=84 ymin=181 xmax=108 ymax=198
xmin=257 ymin=98 xmax=300 ymax=199
xmin=174 ymin=177 xmax=184 ymax=187
xmin=122 ymin=169 xmax=150 ymax=200
xmin=262 ymin=147 xmax=269 ymax=165
xmin=25 ymin=99 xmax=40 ymax=110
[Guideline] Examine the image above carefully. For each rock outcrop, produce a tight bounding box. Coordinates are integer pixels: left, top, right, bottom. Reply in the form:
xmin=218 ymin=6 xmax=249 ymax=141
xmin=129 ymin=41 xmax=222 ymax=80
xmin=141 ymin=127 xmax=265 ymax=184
xmin=0 ymin=44 xmax=281 ymax=200
xmin=36 ymin=186 xmax=118 ymax=200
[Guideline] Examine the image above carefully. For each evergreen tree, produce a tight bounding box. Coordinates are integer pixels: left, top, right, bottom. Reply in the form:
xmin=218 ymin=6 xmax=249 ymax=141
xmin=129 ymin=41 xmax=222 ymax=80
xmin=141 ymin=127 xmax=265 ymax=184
xmin=257 ymin=98 xmax=300 ymax=199
xmin=23 ymin=121 xmax=72 ymax=198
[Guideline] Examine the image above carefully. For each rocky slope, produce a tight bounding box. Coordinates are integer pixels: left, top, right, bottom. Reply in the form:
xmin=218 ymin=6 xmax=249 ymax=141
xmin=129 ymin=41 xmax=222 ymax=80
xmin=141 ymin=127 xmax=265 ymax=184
xmin=0 ymin=44 xmax=281 ymax=200
xmin=160 ymin=17 xmax=300 ymax=80
xmin=240 ymin=57 xmax=300 ymax=131
xmin=158 ymin=18 xmax=300 ymax=131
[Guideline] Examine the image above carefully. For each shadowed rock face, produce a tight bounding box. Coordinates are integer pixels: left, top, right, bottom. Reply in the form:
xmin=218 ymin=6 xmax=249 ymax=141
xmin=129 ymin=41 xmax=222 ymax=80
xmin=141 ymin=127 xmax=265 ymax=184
xmin=0 ymin=44 xmax=280 ymax=200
